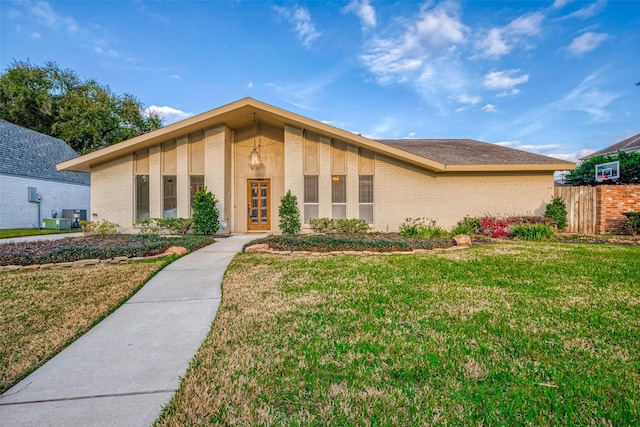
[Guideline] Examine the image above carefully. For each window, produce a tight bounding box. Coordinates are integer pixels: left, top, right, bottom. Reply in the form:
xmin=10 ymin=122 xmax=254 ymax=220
xmin=163 ymin=176 xmax=177 ymax=218
xmin=332 ymin=175 xmax=346 ymax=219
xmin=304 ymin=175 xmax=318 ymax=223
xmin=190 ymin=175 xmax=204 ymax=213
xmin=135 ymin=175 xmax=149 ymax=219
xmin=359 ymin=175 xmax=373 ymax=223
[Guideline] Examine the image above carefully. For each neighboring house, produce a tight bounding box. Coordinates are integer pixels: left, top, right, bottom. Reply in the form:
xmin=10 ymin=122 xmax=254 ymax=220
xmin=0 ymin=120 xmax=90 ymax=229
xmin=580 ymin=133 xmax=640 ymax=160
xmin=58 ymin=98 xmax=574 ymax=234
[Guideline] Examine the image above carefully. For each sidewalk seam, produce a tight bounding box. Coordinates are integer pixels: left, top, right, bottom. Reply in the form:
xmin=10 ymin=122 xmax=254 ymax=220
xmin=0 ymin=389 xmax=174 ymax=406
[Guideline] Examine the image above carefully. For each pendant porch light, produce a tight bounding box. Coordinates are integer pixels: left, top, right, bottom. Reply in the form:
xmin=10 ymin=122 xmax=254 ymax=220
xmin=249 ymin=113 xmax=262 ymax=170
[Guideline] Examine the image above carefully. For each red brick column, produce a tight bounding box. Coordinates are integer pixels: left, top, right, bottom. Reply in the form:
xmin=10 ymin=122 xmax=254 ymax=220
xmin=595 ymin=185 xmax=640 ymax=234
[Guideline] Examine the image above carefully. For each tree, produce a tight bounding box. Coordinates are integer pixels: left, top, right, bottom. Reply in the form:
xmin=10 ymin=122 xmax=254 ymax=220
xmin=278 ymin=190 xmax=301 ymax=235
xmin=0 ymin=60 xmax=162 ymax=153
xmin=565 ymin=151 xmax=640 ymax=186
xmin=192 ymin=187 xmax=220 ymax=235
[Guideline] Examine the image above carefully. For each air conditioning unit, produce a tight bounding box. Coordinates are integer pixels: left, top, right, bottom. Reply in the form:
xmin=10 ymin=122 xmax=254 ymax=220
xmin=62 ymin=209 xmax=88 ymax=228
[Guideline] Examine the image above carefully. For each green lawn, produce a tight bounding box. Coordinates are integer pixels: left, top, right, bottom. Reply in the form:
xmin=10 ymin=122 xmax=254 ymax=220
xmin=156 ymin=241 xmax=640 ymax=426
xmin=0 ymin=229 xmax=78 ymax=239
xmin=0 ymin=259 xmax=170 ymax=393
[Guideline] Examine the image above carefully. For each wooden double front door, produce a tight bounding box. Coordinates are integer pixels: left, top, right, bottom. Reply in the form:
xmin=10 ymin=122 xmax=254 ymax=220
xmin=247 ymin=179 xmax=270 ymax=230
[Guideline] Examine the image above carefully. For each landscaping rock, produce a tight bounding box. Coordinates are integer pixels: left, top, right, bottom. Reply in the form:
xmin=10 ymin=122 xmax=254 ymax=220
xmin=245 ymin=244 xmax=269 ymax=253
xmin=165 ymin=246 xmax=188 ymax=256
xmin=454 ymin=234 xmax=472 ymax=247
xmin=73 ymin=259 xmax=100 ymax=267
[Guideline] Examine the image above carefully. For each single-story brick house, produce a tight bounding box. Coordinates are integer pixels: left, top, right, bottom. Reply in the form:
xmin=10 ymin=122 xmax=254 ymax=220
xmin=57 ymin=98 xmax=574 ymax=234
xmin=0 ymin=119 xmax=90 ymax=229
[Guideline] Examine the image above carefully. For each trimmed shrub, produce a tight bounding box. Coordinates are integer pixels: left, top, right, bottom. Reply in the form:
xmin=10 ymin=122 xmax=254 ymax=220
xmin=512 ymin=223 xmax=555 ymax=241
xmin=80 ymin=220 xmax=120 ymax=236
xmin=158 ymin=218 xmax=193 ymax=235
xmin=452 ymin=216 xmax=481 ymax=235
xmin=246 ymin=234 xmax=455 ymax=253
xmin=399 ymin=218 xmax=448 ymax=238
xmin=136 ymin=218 xmax=193 ymax=235
xmin=192 ymin=187 xmax=219 ymax=235
xmin=545 ymin=197 xmax=568 ymax=231
xmin=621 ymin=212 xmax=640 ymax=236
xmin=279 ymin=190 xmax=301 ymax=235
xmin=309 ymin=218 xmax=335 ymax=233
xmin=335 ymin=219 xmax=370 ymax=234
xmin=135 ymin=217 xmax=162 ymax=235
xmin=308 ymin=218 xmax=369 ymax=234
xmin=0 ymin=235 xmax=215 ymax=266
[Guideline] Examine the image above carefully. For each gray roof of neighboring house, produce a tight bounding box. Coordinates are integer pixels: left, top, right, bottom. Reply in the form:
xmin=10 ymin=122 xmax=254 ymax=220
xmin=377 ymin=139 xmax=573 ymax=166
xmin=580 ymin=133 xmax=640 ymax=160
xmin=0 ymin=119 xmax=90 ymax=185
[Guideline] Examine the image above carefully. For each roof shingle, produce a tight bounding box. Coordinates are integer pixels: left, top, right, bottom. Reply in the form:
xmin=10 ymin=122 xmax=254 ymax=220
xmin=0 ymin=119 xmax=90 ymax=185
xmin=376 ymin=139 xmax=573 ymax=166
xmin=580 ymin=133 xmax=640 ymax=160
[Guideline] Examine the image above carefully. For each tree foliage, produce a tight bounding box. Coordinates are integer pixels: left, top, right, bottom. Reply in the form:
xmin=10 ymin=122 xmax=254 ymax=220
xmin=192 ymin=187 xmax=220 ymax=235
xmin=565 ymin=151 xmax=640 ymax=186
xmin=0 ymin=60 xmax=162 ymax=154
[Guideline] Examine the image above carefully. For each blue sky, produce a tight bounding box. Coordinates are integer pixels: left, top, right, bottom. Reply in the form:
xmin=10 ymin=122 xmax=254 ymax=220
xmin=1 ymin=0 xmax=639 ymax=162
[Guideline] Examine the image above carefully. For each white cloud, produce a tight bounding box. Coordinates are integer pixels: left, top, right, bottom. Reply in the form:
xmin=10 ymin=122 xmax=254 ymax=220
xmin=482 ymin=104 xmax=497 ymax=113
xmin=14 ymin=1 xmax=131 ymax=62
xmin=476 ymin=12 xmax=543 ymax=58
xmin=515 ymin=144 xmax=563 ymax=153
xmin=547 ymin=149 xmax=595 ymax=162
xmin=146 ymin=105 xmax=193 ymax=125
xmin=274 ymin=5 xmax=321 ymax=48
xmin=452 ymin=94 xmax=481 ymax=105
xmin=345 ymin=0 xmax=376 ymax=28
xmin=565 ymin=0 xmax=607 ymax=20
xmin=557 ymin=70 xmax=620 ymax=122
xmin=247 ymin=82 xmax=253 ymax=89
xmin=552 ymin=0 xmax=571 ymax=9
xmin=360 ymin=1 xmax=468 ymax=89
xmin=25 ymin=1 xmax=79 ymax=32
xmin=483 ymin=69 xmax=529 ymax=92
xmin=567 ymin=32 xmax=608 ymax=55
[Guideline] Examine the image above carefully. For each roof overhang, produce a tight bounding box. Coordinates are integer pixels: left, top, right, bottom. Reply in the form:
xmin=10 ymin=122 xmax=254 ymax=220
xmin=57 ymin=97 xmax=573 ymax=174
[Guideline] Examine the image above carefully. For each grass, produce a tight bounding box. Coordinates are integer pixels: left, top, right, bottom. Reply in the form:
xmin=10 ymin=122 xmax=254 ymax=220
xmin=0 ymin=229 xmax=79 ymax=239
xmin=156 ymin=241 xmax=640 ymax=426
xmin=0 ymin=259 xmax=172 ymax=393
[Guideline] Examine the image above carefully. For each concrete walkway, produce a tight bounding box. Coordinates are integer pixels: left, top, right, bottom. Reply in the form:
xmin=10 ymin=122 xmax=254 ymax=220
xmin=0 ymin=234 xmax=261 ymax=427
xmin=0 ymin=232 xmax=84 ymax=243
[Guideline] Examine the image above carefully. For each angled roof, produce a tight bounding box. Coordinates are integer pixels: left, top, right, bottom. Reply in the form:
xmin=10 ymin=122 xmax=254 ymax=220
xmin=58 ymin=97 xmax=574 ymax=173
xmin=0 ymin=119 xmax=90 ymax=185
xmin=580 ymin=133 xmax=640 ymax=160
xmin=377 ymin=139 xmax=567 ymax=166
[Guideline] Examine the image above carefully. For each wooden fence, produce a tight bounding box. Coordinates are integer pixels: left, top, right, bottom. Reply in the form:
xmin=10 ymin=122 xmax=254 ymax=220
xmin=554 ymin=186 xmax=596 ymax=234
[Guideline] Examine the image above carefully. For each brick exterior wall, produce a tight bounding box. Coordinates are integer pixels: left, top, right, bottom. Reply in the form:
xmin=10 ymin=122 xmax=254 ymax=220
xmin=284 ymin=125 xmax=304 ymax=208
xmin=87 ymin=123 xmax=556 ymax=234
xmin=176 ymin=136 xmax=190 ymax=218
xmin=205 ymin=125 xmax=229 ymax=230
xmin=596 ymin=185 xmax=640 ymax=234
xmin=91 ymin=155 xmax=133 ymax=230
xmin=373 ymin=155 xmax=553 ymax=231
xmin=0 ymin=174 xmax=90 ymax=229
